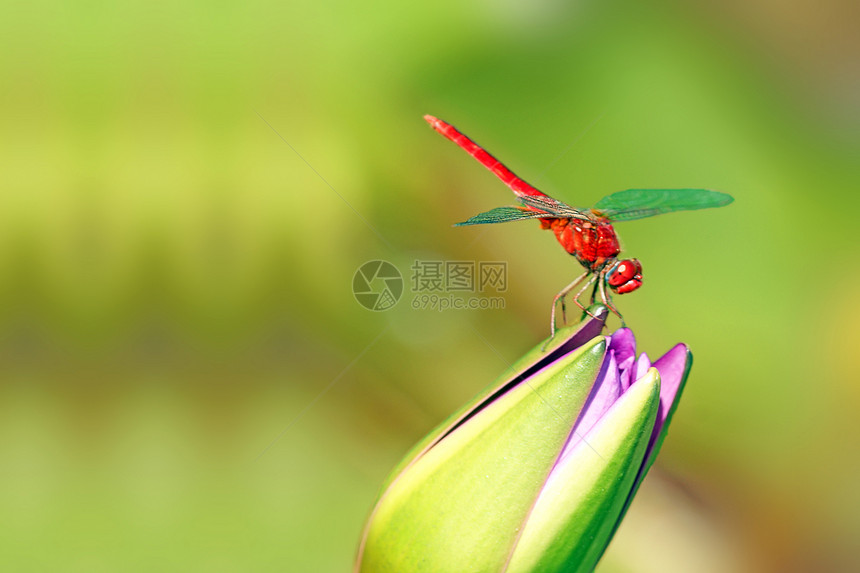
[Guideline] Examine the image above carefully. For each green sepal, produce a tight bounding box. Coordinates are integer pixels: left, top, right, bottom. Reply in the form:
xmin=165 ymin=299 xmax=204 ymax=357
xmin=357 ymin=334 xmax=608 ymax=572
xmin=505 ymin=368 xmax=661 ymax=573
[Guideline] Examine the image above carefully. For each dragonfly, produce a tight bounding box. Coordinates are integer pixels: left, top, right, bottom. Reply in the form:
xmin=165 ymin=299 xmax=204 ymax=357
xmin=425 ymin=115 xmax=733 ymax=342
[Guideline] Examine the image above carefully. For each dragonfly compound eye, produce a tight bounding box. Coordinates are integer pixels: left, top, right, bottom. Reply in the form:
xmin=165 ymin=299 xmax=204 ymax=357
xmin=607 ymin=259 xmax=643 ymax=294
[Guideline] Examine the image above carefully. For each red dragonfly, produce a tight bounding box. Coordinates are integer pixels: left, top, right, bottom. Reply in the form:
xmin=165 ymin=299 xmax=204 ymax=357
xmin=425 ymin=115 xmax=733 ymax=340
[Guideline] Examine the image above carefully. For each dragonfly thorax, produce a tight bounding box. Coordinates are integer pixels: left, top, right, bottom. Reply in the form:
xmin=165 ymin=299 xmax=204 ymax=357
xmin=543 ymin=217 xmax=622 ymax=272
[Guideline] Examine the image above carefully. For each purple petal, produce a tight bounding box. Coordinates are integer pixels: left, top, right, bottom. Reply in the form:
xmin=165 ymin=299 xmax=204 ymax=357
xmin=561 ymin=346 xmax=622 ymax=458
xmin=644 ymin=343 xmax=691 ymax=459
xmin=633 ymin=352 xmax=651 ymax=387
xmin=609 ymin=328 xmax=636 ymax=388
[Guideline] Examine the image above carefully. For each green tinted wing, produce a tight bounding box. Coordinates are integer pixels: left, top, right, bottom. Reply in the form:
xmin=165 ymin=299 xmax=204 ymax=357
xmin=454 ymin=206 xmax=551 ymax=226
xmin=593 ymin=189 xmax=733 ymax=222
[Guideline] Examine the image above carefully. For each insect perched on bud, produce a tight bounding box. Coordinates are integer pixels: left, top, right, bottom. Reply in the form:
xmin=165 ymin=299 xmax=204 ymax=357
xmin=425 ymin=115 xmax=732 ymax=342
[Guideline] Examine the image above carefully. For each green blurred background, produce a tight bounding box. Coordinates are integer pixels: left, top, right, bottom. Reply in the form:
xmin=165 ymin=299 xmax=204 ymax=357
xmin=2 ymin=0 xmax=858 ymax=570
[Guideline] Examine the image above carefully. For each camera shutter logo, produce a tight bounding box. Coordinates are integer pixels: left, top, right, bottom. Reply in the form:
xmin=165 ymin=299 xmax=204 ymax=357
xmin=353 ymin=260 xmax=403 ymax=311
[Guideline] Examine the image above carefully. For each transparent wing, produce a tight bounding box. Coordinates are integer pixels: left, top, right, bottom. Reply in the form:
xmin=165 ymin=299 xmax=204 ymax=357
xmin=455 ymin=194 xmax=595 ymax=227
xmin=518 ymin=195 xmax=592 ymax=222
xmin=454 ymin=206 xmax=555 ymax=226
xmin=593 ymin=188 xmax=734 ymax=222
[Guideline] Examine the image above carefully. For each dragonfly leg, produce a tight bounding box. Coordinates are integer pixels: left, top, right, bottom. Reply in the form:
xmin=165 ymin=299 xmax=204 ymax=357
xmin=598 ymin=275 xmax=627 ymax=328
xmin=561 ymin=272 xmax=596 ymax=323
xmin=571 ymin=274 xmax=598 ymax=314
xmin=545 ymin=271 xmax=591 ymax=351
xmin=546 ymin=275 xmax=598 ymax=353
xmin=587 ymin=273 xmax=604 ymax=305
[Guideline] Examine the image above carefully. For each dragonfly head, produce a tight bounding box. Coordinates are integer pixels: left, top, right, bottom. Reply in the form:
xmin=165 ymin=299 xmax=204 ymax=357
xmin=606 ymin=259 xmax=642 ymax=295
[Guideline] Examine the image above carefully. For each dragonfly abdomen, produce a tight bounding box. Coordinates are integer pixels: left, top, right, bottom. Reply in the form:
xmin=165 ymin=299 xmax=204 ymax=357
xmin=424 ymin=115 xmax=547 ymax=199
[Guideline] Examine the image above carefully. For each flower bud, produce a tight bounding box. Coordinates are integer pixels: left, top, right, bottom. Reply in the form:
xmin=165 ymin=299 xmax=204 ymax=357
xmin=356 ymin=306 xmax=692 ymax=572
